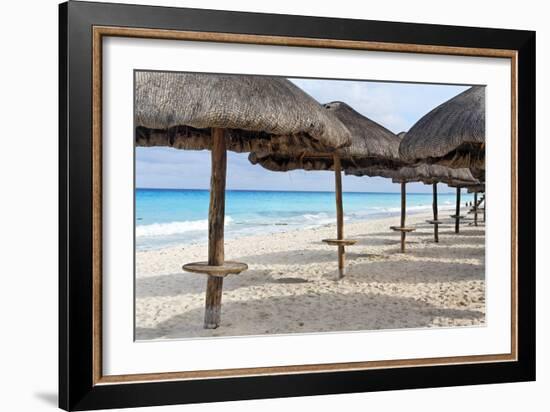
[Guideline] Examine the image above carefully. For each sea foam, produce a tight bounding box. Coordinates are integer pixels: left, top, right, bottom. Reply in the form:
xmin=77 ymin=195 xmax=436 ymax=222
xmin=136 ymin=216 xmax=233 ymax=237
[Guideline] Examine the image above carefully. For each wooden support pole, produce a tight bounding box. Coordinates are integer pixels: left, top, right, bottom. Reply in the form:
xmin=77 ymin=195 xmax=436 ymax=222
xmin=455 ymin=186 xmax=461 ymax=234
xmin=483 ymin=195 xmax=486 ymax=222
xmin=204 ymin=277 xmax=223 ymax=329
xmin=474 ymin=192 xmax=478 ymax=226
xmin=204 ymin=128 xmax=226 ymax=329
xmin=334 ymin=154 xmax=345 ymax=278
xmin=433 ymin=183 xmax=439 ymax=242
xmin=400 ymin=182 xmax=406 ymax=252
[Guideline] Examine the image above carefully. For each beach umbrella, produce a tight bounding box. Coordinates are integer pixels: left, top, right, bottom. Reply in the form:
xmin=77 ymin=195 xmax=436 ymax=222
xmin=463 ymin=183 xmax=485 ymax=225
xmin=467 ymin=184 xmax=485 ymax=194
xmin=249 ymin=101 xmax=404 ymax=278
xmin=135 ymin=72 xmax=351 ymax=328
xmin=450 ymin=185 xmax=464 ymax=233
xmin=398 ymin=86 xmax=485 ymax=179
xmin=391 ymin=165 xmax=478 ymax=239
xmin=347 ymin=164 xmax=478 ymax=249
xmin=447 ymin=184 xmax=468 ymax=231
xmin=380 ymin=164 xmax=478 ymax=185
xmin=391 ymin=165 xmax=479 ymax=230
xmin=448 ymin=177 xmax=485 ymax=231
xmin=344 ymin=165 xmax=412 ymax=251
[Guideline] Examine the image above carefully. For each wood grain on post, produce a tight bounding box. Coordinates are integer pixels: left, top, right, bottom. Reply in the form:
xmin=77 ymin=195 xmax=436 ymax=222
xmin=205 ymin=128 xmax=227 ymax=329
xmin=400 ymin=182 xmax=406 ymax=252
xmin=455 ymin=186 xmax=461 ymax=234
xmin=433 ymin=183 xmax=439 ymax=242
xmin=334 ymin=154 xmax=345 ymax=278
xmin=204 ymin=277 xmax=223 ymax=329
xmin=208 ymin=128 xmax=226 ymax=266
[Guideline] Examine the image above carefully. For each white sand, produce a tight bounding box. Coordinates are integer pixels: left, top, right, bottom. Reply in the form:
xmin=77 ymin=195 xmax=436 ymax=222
xmin=136 ymin=207 xmax=485 ymax=340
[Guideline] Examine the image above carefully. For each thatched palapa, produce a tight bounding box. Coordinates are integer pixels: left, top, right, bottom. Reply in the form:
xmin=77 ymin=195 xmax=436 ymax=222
xmin=347 ymin=164 xmax=478 ymax=244
xmin=135 ymin=72 xmax=351 ymax=154
xmin=346 ymin=164 xmax=478 ymax=186
xmin=467 ymin=184 xmax=485 ymax=193
xmin=466 ymin=189 xmax=485 ymax=226
xmin=135 ymin=71 xmax=352 ymax=329
xmin=447 ymin=180 xmax=485 ymax=228
xmin=390 ymin=165 xmax=478 ymax=186
xmin=399 ymin=86 xmax=485 ymax=176
xmin=249 ymin=101 xmax=403 ymax=171
xmin=388 ymin=165 xmax=478 ymax=236
xmin=248 ymin=101 xmax=405 ymax=277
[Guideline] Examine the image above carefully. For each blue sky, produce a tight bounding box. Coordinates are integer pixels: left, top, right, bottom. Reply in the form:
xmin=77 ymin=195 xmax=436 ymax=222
xmin=136 ymin=78 xmax=469 ymax=193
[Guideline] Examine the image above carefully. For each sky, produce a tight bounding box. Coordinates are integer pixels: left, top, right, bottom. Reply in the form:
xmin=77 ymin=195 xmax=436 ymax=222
xmin=136 ymin=78 xmax=469 ymax=193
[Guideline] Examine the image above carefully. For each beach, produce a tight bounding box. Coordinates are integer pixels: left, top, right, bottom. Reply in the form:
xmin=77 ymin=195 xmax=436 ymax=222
xmin=136 ymin=207 xmax=485 ymax=340
xmin=135 ymin=188 xmax=471 ymax=249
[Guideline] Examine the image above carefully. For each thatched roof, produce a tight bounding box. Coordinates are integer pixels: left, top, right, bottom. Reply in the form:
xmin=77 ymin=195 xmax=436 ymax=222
xmin=248 ymin=101 xmax=404 ymax=172
xmin=135 ymin=72 xmax=351 ymax=154
xmin=467 ymin=184 xmax=485 ymax=193
xmin=347 ymin=164 xmax=479 ymax=186
xmin=398 ymin=86 xmax=485 ymax=174
xmin=449 ymin=180 xmax=484 ymax=189
xmin=391 ymin=165 xmax=479 ymax=185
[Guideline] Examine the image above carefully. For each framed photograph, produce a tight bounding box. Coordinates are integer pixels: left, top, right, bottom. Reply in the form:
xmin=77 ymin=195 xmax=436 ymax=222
xmin=59 ymin=1 xmax=535 ymax=410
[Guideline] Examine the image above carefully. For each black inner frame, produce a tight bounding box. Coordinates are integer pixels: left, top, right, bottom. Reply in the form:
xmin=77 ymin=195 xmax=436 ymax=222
xmin=59 ymin=1 xmax=536 ymax=410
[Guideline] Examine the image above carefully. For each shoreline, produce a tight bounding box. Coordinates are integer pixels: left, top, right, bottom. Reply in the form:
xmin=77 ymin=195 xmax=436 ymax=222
xmin=136 ymin=203 xmax=459 ymax=251
xmin=136 ymin=208 xmax=485 ymax=340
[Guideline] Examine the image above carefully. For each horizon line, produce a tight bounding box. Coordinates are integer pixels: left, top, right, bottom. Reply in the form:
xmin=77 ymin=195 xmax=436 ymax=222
xmin=136 ymin=187 xmax=459 ymax=195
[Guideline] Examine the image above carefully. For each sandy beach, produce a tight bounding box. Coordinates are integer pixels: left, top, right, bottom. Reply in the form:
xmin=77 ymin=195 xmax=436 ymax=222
xmin=136 ymin=207 xmax=485 ymax=340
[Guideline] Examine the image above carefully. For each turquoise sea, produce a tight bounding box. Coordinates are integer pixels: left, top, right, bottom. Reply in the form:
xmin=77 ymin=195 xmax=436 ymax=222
xmin=136 ymin=189 xmax=473 ymax=250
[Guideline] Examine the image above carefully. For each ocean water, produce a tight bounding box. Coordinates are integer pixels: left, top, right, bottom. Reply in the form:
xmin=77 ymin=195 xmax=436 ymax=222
xmin=136 ymin=189 xmax=473 ymax=250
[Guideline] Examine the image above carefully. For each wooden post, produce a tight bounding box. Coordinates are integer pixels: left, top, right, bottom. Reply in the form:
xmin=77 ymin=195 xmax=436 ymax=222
xmin=334 ymin=154 xmax=345 ymax=278
xmin=400 ymin=182 xmax=406 ymax=252
xmin=204 ymin=128 xmax=226 ymax=329
xmin=483 ymin=195 xmax=486 ymax=222
xmin=474 ymin=192 xmax=478 ymax=226
xmin=433 ymin=183 xmax=439 ymax=242
xmin=455 ymin=186 xmax=461 ymax=234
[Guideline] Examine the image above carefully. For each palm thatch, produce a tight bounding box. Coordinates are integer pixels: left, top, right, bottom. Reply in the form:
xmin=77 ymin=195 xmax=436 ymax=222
xmin=135 ymin=72 xmax=353 ymax=329
xmin=448 ymin=180 xmax=485 ymax=189
xmin=347 ymin=164 xmax=479 ymax=186
xmin=392 ymin=165 xmax=479 ymax=185
xmin=345 ymin=166 xmax=401 ymax=179
xmin=467 ymin=184 xmax=485 ymax=193
xmin=135 ymin=72 xmax=351 ymax=153
xmin=248 ymin=101 xmax=404 ymax=172
xmin=399 ymin=86 xmax=485 ymax=175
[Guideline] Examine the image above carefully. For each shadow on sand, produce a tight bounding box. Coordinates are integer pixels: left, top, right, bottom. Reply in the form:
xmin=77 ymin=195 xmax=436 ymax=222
xmin=136 ymin=291 xmax=484 ymax=340
xmin=347 ymin=259 xmax=483 ymax=284
xmin=136 ymin=268 xmax=319 ymax=298
xmin=137 ymin=224 xmax=485 ymax=299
